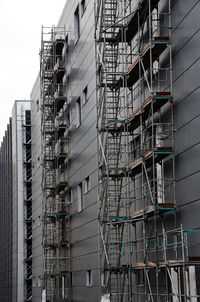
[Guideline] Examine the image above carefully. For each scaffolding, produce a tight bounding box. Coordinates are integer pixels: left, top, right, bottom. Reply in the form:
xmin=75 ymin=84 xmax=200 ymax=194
xmin=95 ymin=0 xmax=200 ymax=301
xmin=40 ymin=26 xmax=70 ymax=302
xmin=22 ymin=107 xmax=32 ymax=301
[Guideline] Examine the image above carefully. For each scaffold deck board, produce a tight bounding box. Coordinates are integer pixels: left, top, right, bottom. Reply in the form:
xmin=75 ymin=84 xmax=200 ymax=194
xmin=131 ymin=203 xmax=175 ymax=219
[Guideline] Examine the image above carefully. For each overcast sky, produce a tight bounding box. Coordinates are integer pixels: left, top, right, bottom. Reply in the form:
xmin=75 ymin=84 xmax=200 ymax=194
xmin=0 ymin=0 xmax=66 ymax=142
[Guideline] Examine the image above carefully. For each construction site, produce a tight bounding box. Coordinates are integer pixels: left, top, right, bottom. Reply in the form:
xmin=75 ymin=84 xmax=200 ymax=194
xmin=95 ymin=0 xmax=200 ymax=300
xmin=0 ymin=0 xmax=200 ymax=302
xmin=40 ymin=26 xmax=70 ymax=301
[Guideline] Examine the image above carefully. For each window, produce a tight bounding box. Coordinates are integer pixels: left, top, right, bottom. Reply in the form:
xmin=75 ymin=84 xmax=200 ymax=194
xmin=137 ymin=270 xmax=144 ymax=285
xmin=37 ymin=216 xmax=41 ymax=227
xmin=74 ymin=5 xmax=80 ymax=44
xmin=63 ymin=35 xmax=69 ymax=62
xmin=36 ymin=99 xmax=39 ymax=111
xmin=76 ymin=97 xmax=81 ymax=128
xmin=61 ymin=276 xmax=66 ymax=298
xmin=69 ymin=189 xmax=73 ymax=203
xmin=81 ymin=86 xmax=88 ymax=105
xmin=38 ymin=277 xmax=41 ymax=288
xmin=65 ymin=34 xmax=69 ymax=51
xmin=86 ymin=270 xmax=93 ymax=287
xmin=78 ymin=182 xmax=84 ymax=212
xmin=101 ymin=271 xmax=107 ymax=287
xmin=67 ymin=110 xmax=71 ymax=126
xmin=81 ymin=0 xmax=86 ymax=17
xmin=37 ymin=156 xmax=40 ymax=169
xmin=84 ymin=176 xmax=90 ymax=193
xmin=70 ymin=272 xmax=75 ymax=286
xmin=33 ymin=277 xmax=36 ymax=288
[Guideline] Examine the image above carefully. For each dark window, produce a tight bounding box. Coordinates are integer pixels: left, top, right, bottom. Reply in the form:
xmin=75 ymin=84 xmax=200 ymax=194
xmin=81 ymin=0 xmax=86 ymax=17
xmin=81 ymin=86 xmax=88 ymax=105
xmin=137 ymin=270 xmax=144 ymax=285
xmin=84 ymin=176 xmax=90 ymax=193
xmin=70 ymin=272 xmax=75 ymax=286
xmin=65 ymin=34 xmax=69 ymax=49
xmin=76 ymin=97 xmax=81 ymax=128
xmin=74 ymin=5 xmax=80 ymax=43
xmin=86 ymin=270 xmax=92 ymax=286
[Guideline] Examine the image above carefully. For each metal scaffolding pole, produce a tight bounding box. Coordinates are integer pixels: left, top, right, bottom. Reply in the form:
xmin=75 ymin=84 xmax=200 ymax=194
xmin=22 ymin=107 xmax=33 ymax=302
xmin=95 ymin=1 xmax=200 ymax=301
xmin=40 ymin=25 xmax=70 ymax=302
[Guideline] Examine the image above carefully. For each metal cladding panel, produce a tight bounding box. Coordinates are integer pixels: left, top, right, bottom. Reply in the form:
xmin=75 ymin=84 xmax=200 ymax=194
xmin=30 ymin=77 xmax=43 ymax=301
xmin=176 ymin=144 xmax=200 ymax=181
xmin=174 ymin=88 xmax=200 ymax=130
xmin=56 ymin=0 xmax=99 ymax=301
xmin=10 ymin=101 xmax=31 ymax=302
xmin=0 ymin=119 xmax=12 ymax=302
xmin=171 ymin=7 xmax=200 ymax=295
xmin=172 ymin=1 xmax=200 ymax=218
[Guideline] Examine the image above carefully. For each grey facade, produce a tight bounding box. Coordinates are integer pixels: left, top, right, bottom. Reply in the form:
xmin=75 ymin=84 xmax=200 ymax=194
xmin=30 ymin=78 xmax=43 ymax=301
xmin=173 ymin=0 xmax=200 ymax=223
xmin=0 ymin=119 xmax=12 ymax=302
xmin=1 ymin=0 xmax=200 ymax=301
xmin=12 ymin=100 xmax=32 ymax=302
xmin=0 ymin=100 xmax=32 ymax=302
xmin=58 ymin=1 xmax=98 ymax=301
xmin=31 ymin=0 xmax=98 ymax=301
xmin=30 ymin=0 xmax=200 ymax=301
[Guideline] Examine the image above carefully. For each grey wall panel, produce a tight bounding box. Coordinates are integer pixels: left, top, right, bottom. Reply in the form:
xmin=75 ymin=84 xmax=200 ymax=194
xmin=176 ymin=172 xmax=200 ymax=206
xmin=71 ymin=253 xmax=99 ymax=272
xmin=175 ymin=143 xmax=200 ymax=181
xmin=171 ymin=3 xmax=200 ymax=254
xmin=0 ymin=119 xmax=13 ymax=302
xmin=176 ymin=115 xmax=200 ymax=154
xmin=30 ymin=77 xmax=43 ymax=301
xmin=70 ymin=197 xmax=98 ymax=228
xmin=71 ymin=219 xmax=98 ymax=244
xmin=174 ymin=87 xmax=200 ymax=130
xmin=56 ymin=1 xmax=100 ymax=301
xmin=71 ymin=236 xmax=98 ymax=258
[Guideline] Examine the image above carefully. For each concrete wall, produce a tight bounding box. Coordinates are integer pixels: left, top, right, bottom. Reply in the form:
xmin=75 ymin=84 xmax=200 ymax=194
xmin=0 ymin=119 xmax=12 ymax=302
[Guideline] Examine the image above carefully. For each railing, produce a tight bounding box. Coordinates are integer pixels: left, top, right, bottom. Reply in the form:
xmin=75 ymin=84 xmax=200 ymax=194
xmin=129 ymin=123 xmax=173 ymax=162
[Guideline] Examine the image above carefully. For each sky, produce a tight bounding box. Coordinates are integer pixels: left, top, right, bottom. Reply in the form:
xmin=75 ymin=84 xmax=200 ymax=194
xmin=0 ymin=0 xmax=66 ymax=142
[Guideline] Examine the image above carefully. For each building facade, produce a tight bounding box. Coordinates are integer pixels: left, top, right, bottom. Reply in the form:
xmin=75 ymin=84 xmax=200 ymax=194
xmin=31 ymin=0 xmax=200 ymax=301
xmin=31 ymin=0 xmax=98 ymax=301
xmin=0 ymin=119 xmax=12 ymax=302
xmin=1 ymin=1 xmax=200 ymax=302
xmin=12 ymin=100 xmax=32 ymax=302
xmin=0 ymin=101 xmax=32 ymax=302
